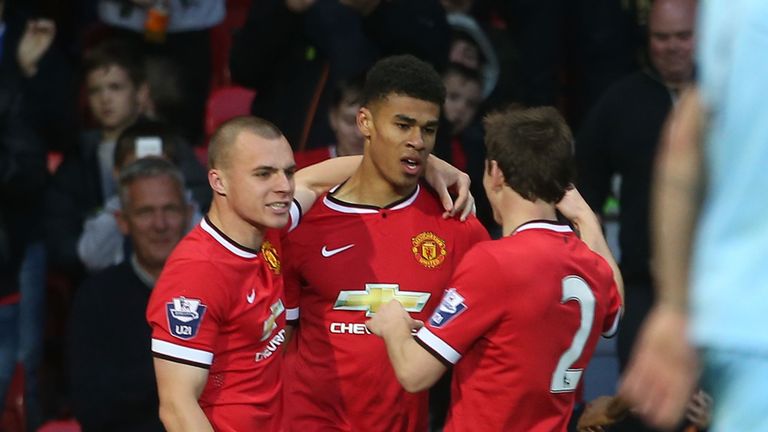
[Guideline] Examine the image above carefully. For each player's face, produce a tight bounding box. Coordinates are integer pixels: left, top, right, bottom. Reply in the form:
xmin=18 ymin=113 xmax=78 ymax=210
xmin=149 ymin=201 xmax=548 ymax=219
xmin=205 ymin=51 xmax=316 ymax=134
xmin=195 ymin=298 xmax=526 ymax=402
xmin=449 ymin=39 xmax=481 ymax=70
xmin=222 ymin=132 xmax=295 ymax=230
xmin=86 ymin=65 xmax=143 ymax=133
xmin=119 ymin=174 xmax=190 ymax=274
xmin=363 ymin=94 xmax=440 ymax=191
xmin=443 ymin=74 xmax=482 ymax=135
xmin=330 ymin=99 xmax=364 ymax=156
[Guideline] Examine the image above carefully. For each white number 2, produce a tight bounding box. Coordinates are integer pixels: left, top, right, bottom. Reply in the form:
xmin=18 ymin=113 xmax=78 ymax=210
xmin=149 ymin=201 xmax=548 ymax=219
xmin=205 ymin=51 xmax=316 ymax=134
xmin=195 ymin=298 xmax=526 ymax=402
xmin=550 ymin=276 xmax=595 ymax=393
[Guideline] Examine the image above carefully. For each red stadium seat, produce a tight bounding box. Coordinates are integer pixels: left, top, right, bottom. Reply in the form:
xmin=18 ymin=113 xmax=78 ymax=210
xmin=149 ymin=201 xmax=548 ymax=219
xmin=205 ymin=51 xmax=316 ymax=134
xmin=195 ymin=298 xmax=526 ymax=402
xmin=37 ymin=419 xmax=82 ymax=432
xmin=1 ymin=365 xmax=24 ymax=432
xmin=204 ymin=85 xmax=256 ymax=139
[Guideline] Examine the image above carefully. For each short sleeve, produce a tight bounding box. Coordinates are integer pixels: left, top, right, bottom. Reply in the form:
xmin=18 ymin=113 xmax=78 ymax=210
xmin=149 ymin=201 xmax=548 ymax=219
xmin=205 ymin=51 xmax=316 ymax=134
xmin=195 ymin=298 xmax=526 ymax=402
xmin=287 ymin=199 xmax=302 ymax=233
xmin=455 ymin=216 xmax=491 ymax=254
xmin=147 ymin=261 xmax=228 ymax=368
xmin=280 ymin=237 xmax=301 ymax=323
xmin=415 ymin=245 xmax=502 ymax=365
xmin=601 ymin=276 xmax=623 ymax=338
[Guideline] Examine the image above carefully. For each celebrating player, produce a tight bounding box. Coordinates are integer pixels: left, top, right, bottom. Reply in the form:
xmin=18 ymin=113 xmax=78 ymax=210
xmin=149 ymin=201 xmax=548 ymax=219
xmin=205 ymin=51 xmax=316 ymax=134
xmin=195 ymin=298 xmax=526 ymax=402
xmin=367 ymin=106 xmax=624 ymax=431
xmin=281 ymin=55 xmax=490 ymax=431
xmin=146 ymin=113 xmax=476 ymax=431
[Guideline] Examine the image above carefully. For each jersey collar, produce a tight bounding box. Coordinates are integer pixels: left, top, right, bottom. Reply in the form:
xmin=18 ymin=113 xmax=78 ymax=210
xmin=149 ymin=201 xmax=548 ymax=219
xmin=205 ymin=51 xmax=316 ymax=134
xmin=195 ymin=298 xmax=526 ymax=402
xmin=323 ymin=184 xmax=420 ymax=214
xmin=513 ymin=220 xmax=573 ymax=235
xmin=200 ymin=216 xmax=259 ymax=259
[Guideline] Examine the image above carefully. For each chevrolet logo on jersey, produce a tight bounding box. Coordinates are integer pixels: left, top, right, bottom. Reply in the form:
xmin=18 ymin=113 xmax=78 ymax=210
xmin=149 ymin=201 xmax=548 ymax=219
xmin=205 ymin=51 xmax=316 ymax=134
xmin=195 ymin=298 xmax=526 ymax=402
xmin=260 ymin=299 xmax=285 ymax=341
xmin=333 ymin=283 xmax=431 ymax=317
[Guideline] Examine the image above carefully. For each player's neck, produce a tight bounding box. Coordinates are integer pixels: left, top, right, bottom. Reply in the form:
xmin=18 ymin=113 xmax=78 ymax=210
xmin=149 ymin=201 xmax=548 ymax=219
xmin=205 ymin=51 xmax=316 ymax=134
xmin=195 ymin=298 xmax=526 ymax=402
xmin=207 ymin=200 xmax=266 ymax=250
xmin=332 ymin=162 xmax=416 ymax=207
xmin=500 ymin=195 xmax=557 ymax=237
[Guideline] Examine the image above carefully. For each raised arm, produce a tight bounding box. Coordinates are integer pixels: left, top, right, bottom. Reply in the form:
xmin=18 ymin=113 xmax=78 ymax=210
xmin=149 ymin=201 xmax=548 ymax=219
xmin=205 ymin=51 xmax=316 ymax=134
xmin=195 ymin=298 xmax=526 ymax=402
xmin=556 ymin=187 xmax=624 ymax=304
xmin=294 ymin=154 xmax=474 ymax=219
xmin=153 ymin=358 xmax=214 ymax=432
xmin=293 ymin=155 xmax=362 ymax=211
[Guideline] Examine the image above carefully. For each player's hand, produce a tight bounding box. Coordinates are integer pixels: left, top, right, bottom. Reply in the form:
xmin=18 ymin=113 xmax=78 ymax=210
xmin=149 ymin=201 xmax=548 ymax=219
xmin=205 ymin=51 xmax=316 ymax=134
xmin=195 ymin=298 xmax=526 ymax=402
xmin=685 ymin=389 xmax=712 ymax=429
xmin=17 ymin=19 xmax=56 ymax=78
xmin=424 ymin=154 xmax=475 ymax=221
xmin=577 ymin=396 xmax=627 ymax=432
xmin=366 ymin=300 xmax=420 ymax=338
xmin=619 ymin=305 xmax=699 ymax=430
xmin=555 ymin=186 xmax=598 ymax=229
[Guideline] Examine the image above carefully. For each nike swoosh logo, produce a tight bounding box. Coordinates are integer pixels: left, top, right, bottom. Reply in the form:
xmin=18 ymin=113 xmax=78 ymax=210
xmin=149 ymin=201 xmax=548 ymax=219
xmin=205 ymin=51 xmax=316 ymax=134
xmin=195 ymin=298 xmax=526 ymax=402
xmin=246 ymin=289 xmax=255 ymax=304
xmin=321 ymin=244 xmax=355 ymax=258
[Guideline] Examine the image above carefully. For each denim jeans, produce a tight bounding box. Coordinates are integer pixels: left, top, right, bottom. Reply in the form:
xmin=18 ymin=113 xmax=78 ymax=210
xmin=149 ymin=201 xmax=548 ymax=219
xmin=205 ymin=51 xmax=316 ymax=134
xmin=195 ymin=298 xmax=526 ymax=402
xmin=0 ymin=301 xmax=19 ymax=405
xmin=18 ymin=241 xmax=46 ymax=430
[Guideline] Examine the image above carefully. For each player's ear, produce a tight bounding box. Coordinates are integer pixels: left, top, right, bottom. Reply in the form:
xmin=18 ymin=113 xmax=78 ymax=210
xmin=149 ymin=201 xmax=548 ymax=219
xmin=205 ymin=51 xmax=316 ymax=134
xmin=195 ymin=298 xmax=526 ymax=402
xmin=357 ymin=107 xmax=373 ymax=139
xmin=209 ymin=169 xmax=226 ymax=196
xmin=488 ymin=160 xmax=504 ymax=190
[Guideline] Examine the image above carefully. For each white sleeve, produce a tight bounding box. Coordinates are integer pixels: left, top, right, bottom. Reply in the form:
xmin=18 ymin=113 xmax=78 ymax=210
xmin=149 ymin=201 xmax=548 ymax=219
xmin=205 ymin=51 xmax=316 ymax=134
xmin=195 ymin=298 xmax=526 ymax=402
xmin=77 ymin=195 xmax=124 ymax=272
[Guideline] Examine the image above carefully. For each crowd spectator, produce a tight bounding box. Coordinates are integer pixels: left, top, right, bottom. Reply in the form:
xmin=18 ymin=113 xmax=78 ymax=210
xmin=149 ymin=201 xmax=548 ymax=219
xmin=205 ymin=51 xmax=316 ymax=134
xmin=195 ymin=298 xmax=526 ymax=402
xmin=230 ymin=0 xmax=450 ymax=151
xmin=293 ymin=74 xmax=365 ymax=169
xmin=96 ymin=0 xmax=226 ymax=145
xmin=76 ymin=120 xmax=205 ymax=274
xmin=574 ymin=2 xmax=696 ymax=430
xmin=69 ymin=157 xmax=192 ymax=432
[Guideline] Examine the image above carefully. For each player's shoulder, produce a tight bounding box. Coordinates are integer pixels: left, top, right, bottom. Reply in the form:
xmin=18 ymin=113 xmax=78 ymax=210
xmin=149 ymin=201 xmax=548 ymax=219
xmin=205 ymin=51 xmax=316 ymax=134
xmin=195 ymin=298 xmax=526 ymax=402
xmin=415 ymin=182 xmax=451 ymax=213
xmin=457 ymin=238 xmax=504 ymax=267
xmin=155 ymin=231 xmax=227 ymax=294
xmin=165 ymin=224 xmax=211 ymax=259
xmin=416 ymin=184 xmax=489 ymax=230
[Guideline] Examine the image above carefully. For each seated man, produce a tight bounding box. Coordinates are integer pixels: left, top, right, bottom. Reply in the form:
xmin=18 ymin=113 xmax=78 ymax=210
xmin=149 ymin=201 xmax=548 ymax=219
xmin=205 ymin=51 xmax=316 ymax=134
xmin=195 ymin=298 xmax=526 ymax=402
xmin=77 ymin=120 xmax=204 ymax=273
xmin=69 ymin=158 xmax=192 ymax=431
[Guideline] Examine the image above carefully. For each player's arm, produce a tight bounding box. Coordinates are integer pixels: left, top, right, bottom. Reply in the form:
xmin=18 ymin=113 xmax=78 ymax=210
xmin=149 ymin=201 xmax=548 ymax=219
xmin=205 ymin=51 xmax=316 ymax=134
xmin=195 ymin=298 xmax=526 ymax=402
xmin=293 ymin=155 xmax=474 ymax=219
xmin=619 ymin=87 xmax=705 ymax=430
xmin=556 ymin=187 xmax=624 ymax=304
xmin=293 ymin=155 xmax=362 ymax=211
xmin=366 ymin=300 xmax=447 ymax=392
xmin=648 ymin=86 xmax=705 ymax=314
xmin=153 ymin=358 xmax=214 ymax=432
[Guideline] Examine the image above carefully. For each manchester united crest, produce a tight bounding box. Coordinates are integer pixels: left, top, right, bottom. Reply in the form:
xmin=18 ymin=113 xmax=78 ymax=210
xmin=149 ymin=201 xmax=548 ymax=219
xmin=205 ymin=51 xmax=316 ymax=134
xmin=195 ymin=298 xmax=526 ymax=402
xmin=411 ymin=232 xmax=447 ymax=269
xmin=261 ymin=241 xmax=281 ymax=274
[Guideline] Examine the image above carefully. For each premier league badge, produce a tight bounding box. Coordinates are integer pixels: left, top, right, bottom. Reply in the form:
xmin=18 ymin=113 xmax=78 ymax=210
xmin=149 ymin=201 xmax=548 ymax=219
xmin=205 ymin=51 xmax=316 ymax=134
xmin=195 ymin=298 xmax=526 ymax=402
xmin=429 ymin=288 xmax=467 ymax=328
xmin=166 ymin=297 xmax=207 ymax=340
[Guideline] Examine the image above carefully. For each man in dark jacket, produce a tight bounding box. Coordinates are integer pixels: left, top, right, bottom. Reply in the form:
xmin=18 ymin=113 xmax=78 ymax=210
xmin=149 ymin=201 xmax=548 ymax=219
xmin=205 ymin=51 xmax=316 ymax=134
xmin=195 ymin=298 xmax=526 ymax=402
xmin=69 ymin=157 xmax=192 ymax=432
xmin=575 ymin=0 xmax=697 ymax=430
xmin=0 ymin=38 xmax=47 ymax=416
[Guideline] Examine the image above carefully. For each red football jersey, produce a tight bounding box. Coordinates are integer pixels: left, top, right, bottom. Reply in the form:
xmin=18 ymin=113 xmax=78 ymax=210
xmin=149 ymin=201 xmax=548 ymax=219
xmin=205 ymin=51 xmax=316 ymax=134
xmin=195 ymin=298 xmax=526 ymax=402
xmin=282 ymin=184 xmax=489 ymax=432
xmin=147 ymin=217 xmax=287 ymax=432
xmin=416 ymin=221 xmax=622 ymax=432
